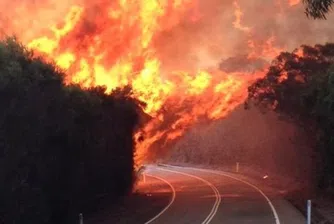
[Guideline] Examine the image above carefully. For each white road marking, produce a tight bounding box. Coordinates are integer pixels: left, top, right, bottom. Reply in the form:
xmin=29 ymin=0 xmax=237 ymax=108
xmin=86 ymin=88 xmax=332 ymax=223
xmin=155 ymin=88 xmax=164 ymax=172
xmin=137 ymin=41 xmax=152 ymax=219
xmin=144 ymin=174 xmax=176 ymax=224
xmin=157 ymin=167 xmax=221 ymax=224
xmin=166 ymin=165 xmax=281 ymax=224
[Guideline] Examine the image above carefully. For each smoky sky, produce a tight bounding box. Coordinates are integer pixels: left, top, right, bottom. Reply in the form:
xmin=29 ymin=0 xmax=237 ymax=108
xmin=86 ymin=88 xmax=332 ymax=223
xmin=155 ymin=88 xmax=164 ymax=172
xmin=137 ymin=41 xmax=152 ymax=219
xmin=0 ymin=0 xmax=333 ymax=69
xmin=153 ymin=0 xmax=334 ymax=70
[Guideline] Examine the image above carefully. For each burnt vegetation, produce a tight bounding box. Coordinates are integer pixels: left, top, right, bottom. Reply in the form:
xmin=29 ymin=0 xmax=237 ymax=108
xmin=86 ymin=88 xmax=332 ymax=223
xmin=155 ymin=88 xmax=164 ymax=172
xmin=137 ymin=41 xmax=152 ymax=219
xmin=0 ymin=37 xmax=143 ymax=224
xmin=247 ymin=43 xmax=334 ymax=190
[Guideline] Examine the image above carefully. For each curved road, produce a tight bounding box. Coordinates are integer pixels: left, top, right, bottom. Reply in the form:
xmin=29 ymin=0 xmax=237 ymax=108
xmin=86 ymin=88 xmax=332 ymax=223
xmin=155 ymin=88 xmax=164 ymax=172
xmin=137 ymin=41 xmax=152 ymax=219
xmin=143 ymin=165 xmax=305 ymax=224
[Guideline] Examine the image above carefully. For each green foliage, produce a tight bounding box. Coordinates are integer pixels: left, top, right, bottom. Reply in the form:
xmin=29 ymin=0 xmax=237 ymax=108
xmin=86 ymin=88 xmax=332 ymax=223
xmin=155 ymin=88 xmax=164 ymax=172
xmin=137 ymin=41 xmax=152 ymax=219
xmin=247 ymin=43 xmax=334 ymax=189
xmin=0 ymin=37 xmax=142 ymax=223
xmin=303 ymin=0 xmax=334 ymax=19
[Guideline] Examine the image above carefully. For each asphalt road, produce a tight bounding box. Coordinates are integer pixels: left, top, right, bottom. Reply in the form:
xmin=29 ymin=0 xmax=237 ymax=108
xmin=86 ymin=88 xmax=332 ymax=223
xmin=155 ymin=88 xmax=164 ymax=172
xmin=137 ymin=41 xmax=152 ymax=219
xmin=143 ymin=165 xmax=306 ymax=224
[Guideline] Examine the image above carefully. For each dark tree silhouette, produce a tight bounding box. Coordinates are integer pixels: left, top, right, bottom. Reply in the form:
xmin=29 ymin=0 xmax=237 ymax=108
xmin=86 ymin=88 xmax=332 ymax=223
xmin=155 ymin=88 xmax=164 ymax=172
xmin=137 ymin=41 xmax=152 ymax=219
xmin=303 ymin=0 xmax=334 ymax=19
xmin=0 ymin=37 xmax=143 ymax=223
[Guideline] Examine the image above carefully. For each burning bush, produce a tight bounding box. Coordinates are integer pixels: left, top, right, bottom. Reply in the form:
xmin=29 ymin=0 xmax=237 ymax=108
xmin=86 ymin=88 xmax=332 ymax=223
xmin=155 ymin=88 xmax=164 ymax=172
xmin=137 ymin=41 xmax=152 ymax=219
xmin=0 ymin=37 xmax=142 ymax=223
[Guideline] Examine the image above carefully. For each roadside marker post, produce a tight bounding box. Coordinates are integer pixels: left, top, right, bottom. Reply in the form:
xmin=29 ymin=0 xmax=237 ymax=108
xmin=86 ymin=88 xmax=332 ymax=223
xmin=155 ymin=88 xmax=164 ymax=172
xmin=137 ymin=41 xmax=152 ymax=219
xmin=79 ymin=213 xmax=83 ymax=224
xmin=236 ymin=162 xmax=239 ymax=173
xmin=307 ymin=200 xmax=311 ymax=224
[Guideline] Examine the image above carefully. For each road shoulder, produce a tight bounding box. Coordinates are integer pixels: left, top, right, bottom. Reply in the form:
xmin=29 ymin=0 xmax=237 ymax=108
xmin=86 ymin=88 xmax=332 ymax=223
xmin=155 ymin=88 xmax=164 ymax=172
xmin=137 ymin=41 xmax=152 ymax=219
xmin=85 ymin=175 xmax=172 ymax=224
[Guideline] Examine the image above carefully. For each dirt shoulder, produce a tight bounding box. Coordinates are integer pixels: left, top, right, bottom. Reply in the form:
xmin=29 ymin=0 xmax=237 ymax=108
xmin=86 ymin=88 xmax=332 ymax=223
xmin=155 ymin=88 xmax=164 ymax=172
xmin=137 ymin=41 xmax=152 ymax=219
xmin=286 ymin=190 xmax=334 ymax=224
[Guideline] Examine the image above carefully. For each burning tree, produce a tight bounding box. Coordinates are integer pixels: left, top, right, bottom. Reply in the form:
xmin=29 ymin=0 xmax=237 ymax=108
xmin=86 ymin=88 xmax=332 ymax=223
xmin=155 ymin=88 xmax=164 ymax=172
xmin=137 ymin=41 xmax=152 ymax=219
xmin=247 ymin=43 xmax=334 ymax=189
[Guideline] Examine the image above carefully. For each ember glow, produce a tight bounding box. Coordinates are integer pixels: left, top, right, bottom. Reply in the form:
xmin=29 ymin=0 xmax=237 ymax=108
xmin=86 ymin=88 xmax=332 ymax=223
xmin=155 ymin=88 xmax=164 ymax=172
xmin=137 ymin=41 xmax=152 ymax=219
xmin=288 ymin=0 xmax=301 ymax=6
xmin=1 ymin=0 xmax=333 ymax=165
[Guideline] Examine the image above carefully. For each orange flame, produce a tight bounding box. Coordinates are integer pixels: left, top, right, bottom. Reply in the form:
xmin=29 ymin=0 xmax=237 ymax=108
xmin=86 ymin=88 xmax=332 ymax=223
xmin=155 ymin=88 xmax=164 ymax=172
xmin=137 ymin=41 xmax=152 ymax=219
xmin=1 ymin=0 xmax=296 ymax=165
xmin=288 ymin=0 xmax=301 ymax=6
xmin=233 ymin=1 xmax=251 ymax=33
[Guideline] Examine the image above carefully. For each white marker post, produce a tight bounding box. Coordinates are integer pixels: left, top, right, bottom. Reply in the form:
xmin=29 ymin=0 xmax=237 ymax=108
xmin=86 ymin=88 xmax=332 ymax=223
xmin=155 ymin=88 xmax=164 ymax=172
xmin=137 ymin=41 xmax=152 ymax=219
xmin=307 ymin=200 xmax=311 ymax=224
xmin=79 ymin=213 xmax=83 ymax=224
xmin=236 ymin=162 xmax=239 ymax=173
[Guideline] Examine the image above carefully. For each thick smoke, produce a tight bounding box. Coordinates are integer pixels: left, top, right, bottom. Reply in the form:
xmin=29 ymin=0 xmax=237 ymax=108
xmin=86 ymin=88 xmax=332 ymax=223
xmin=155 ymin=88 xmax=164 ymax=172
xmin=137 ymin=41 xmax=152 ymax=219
xmin=167 ymin=105 xmax=314 ymax=186
xmin=1 ymin=0 xmax=334 ymax=70
xmin=154 ymin=0 xmax=334 ymax=71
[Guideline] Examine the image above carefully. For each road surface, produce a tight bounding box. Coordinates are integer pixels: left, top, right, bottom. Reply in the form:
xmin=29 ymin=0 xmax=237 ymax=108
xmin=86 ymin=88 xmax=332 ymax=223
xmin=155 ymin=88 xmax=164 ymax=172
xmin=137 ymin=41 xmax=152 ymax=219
xmin=142 ymin=165 xmax=305 ymax=224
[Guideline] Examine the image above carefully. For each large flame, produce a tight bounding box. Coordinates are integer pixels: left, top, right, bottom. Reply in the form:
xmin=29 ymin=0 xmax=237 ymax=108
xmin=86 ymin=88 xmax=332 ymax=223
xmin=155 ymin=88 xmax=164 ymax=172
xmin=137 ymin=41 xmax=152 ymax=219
xmin=1 ymin=0 xmax=333 ymax=165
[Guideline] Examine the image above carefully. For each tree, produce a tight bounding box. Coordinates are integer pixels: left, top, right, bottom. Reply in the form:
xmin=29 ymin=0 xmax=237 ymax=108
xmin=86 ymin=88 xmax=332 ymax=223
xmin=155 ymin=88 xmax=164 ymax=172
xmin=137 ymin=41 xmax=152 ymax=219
xmin=247 ymin=43 xmax=334 ymax=189
xmin=0 ymin=37 xmax=143 ymax=223
xmin=303 ymin=0 xmax=334 ymax=19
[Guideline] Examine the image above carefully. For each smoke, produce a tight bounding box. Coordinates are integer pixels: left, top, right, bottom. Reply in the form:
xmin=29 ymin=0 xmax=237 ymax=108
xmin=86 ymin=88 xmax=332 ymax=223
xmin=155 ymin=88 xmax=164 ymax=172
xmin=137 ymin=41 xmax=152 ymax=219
xmin=219 ymin=55 xmax=268 ymax=72
xmin=168 ymin=105 xmax=314 ymax=184
xmin=1 ymin=0 xmax=334 ymax=70
xmin=154 ymin=0 xmax=334 ymax=71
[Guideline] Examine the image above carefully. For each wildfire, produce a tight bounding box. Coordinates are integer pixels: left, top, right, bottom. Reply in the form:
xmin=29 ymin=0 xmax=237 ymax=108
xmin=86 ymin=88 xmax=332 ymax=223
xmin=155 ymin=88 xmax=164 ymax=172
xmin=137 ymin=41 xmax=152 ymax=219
xmin=288 ymin=0 xmax=301 ymax=6
xmin=0 ymin=0 xmax=308 ymax=165
xmin=233 ymin=1 xmax=251 ymax=33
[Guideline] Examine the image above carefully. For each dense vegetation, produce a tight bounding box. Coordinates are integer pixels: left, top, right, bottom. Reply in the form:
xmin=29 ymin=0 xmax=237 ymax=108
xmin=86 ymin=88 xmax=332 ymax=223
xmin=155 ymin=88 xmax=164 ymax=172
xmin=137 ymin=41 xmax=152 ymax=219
xmin=303 ymin=0 xmax=334 ymax=19
xmin=247 ymin=43 xmax=334 ymax=189
xmin=0 ymin=37 xmax=143 ymax=223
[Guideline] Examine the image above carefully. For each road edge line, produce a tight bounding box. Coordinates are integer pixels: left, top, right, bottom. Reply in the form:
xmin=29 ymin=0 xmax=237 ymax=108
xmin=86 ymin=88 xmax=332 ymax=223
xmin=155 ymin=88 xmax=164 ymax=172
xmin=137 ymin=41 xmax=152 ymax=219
xmin=164 ymin=164 xmax=281 ymax=224
xmin=157 ymin=167 xmax=221 ymax=224
xmin=144 ymin=174 xmax=176 ymax=224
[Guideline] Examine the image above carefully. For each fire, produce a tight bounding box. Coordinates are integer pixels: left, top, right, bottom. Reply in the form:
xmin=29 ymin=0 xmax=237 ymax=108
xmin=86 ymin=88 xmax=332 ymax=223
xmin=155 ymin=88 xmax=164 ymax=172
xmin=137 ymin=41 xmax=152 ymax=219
xmin=247 ymin=36 xmax=285 ymax=60
xmin=0 ymin=0 xmax=306 ymax=165
xmin=233 ymin=1 xmax=251 ymax=33
xmin=288 ymin=0 xmax=301 ymax=6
